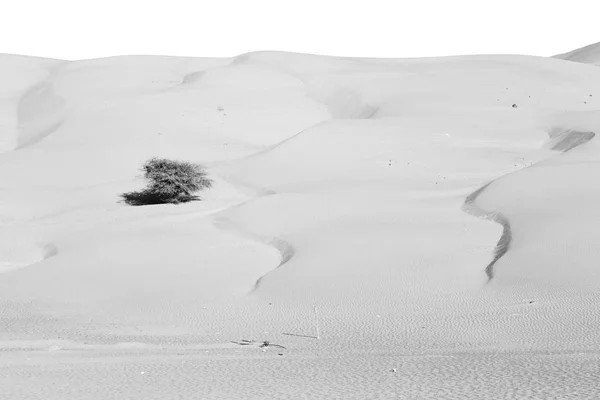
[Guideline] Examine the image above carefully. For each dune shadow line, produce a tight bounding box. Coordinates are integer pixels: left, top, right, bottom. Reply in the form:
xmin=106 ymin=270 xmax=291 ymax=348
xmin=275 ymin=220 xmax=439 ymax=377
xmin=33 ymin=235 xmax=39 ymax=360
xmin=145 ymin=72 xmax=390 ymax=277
xmin=463 ymin=129 xmax=595 ymax=281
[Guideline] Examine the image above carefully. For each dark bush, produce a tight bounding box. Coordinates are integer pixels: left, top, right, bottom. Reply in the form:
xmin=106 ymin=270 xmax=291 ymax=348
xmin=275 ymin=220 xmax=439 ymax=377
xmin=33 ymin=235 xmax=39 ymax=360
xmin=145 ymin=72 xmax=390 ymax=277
xmin=121 ymin=158 xmax=212 ymax=206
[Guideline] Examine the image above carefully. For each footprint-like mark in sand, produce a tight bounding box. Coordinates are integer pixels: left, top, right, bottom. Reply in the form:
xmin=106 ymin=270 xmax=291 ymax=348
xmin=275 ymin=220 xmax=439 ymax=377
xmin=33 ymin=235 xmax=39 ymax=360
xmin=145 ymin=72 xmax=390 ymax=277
xmin=463 ymin=129 xmax=595 ymax=281
xmin=0 ymin=242 xmax=58 ymax=274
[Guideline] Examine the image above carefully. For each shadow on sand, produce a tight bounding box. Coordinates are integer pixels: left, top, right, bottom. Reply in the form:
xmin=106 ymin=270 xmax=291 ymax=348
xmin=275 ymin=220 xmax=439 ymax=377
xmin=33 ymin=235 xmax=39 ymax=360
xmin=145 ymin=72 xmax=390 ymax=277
xmin=463 ymin=129 xmax=595 ymax=281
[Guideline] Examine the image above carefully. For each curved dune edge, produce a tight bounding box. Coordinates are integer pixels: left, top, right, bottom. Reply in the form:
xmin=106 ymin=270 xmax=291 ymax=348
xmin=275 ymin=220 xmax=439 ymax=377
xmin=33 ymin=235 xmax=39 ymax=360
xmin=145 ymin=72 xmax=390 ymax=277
xmin=205 ymin=78 xmax=374 ymax=291
xmin=212 ymin=201 xmax=295 ymax=294
xmin=231 ymin=52 xmax=380 ymax=120
xmin=462 ymin=183 xmax=510 ymax=281
xmin=251 ymin=236 xmax=295 ymax=292
xmin=206 ymin=82 xmax=386 ymax=293
xmin=209 ymin=94 xmax=376 ymax=293
xmin=463 ymin=129 xmax=595 ymax=281
xmin=0 ymin=243 xmax=58 ymax=274
xmin=15 ymin=66 xmax=66 ymax=150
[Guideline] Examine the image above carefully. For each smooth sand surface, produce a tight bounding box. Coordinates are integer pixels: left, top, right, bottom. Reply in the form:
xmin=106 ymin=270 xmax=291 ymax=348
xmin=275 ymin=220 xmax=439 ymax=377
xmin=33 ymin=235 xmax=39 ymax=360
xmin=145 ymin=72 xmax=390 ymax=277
xmin=1 ymin=46 xmax=600 ymax=399
xmin=555 ymin=41 xmax=600 ymax=65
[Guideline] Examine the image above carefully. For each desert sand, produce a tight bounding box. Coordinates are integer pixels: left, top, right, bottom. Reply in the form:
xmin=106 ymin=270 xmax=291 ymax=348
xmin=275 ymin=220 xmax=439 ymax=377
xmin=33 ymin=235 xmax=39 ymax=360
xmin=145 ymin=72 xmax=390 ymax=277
xmin=1 ymin=42 xmax=600 ymax=399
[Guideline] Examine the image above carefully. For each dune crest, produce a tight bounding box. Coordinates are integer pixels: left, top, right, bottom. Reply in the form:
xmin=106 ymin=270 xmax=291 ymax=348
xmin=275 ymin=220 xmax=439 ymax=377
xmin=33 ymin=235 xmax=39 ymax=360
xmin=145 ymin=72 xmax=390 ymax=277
xmin=0 ymin=242 xmax=57 ymax=273
xmin=555 ymin=41 xmax=600 ymax=65
xmin=463 ymin=128 xmax=596 ymax=281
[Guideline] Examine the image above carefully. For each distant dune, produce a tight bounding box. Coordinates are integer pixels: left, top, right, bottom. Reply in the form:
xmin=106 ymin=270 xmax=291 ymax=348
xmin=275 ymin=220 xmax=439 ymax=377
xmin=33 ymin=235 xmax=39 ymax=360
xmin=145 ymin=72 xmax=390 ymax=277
xmin=1 ymin=44 xmax=600 ymax=399
xmin=554 ymin=41 xmax=600 ymax=65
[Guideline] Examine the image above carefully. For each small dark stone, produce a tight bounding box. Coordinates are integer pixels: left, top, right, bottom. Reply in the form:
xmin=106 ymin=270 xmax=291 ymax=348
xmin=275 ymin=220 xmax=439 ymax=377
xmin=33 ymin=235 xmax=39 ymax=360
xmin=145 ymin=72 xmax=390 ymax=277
xmin=512 ymin=104 xmax=518 ymax=108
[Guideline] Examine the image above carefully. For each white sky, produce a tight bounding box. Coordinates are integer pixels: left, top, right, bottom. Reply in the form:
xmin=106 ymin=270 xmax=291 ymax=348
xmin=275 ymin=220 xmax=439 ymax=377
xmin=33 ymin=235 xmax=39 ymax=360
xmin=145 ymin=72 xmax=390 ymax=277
xmin=0 ymin=0 xmax=598 ymax=60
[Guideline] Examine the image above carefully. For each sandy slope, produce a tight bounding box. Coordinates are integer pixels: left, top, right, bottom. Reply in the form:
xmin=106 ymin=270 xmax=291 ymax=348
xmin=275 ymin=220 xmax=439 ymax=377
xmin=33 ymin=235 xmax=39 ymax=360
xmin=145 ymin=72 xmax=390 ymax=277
xmin=1 ymin=48 xmax=600 ymax=399
xmin=555 ymin=41 xmax=600 ymax=65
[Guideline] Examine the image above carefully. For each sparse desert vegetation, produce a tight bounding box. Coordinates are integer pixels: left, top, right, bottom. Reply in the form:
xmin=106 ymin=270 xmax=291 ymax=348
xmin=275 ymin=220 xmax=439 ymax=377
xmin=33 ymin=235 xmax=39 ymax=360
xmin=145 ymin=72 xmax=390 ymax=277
xmin=121 ymin=157 xmax=212 ymax=205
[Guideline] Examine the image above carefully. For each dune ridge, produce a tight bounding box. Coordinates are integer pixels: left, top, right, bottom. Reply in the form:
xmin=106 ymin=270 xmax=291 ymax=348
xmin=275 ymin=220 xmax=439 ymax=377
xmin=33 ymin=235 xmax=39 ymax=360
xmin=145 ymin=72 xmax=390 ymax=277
xmin=16 ymin=66 xmax=66 ymax=149
xmin=554 ymin=41 xmax=600 ymax=65
xmin=463 ymin=128 xmax=596 ymax=281
xmin=205 ymin=62 xmax=384 ymax=291
xmin=0 ymin=242 xmax=57 ymax=273
xmin=212 ymin=199 xmax=296 ymax=293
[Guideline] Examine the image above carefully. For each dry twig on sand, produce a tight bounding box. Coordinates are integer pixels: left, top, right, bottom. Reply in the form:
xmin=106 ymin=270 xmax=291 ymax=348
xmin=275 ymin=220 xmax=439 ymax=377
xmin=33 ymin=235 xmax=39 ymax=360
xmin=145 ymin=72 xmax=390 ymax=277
xmin=231 ymin=339 xmax=286 ymax=349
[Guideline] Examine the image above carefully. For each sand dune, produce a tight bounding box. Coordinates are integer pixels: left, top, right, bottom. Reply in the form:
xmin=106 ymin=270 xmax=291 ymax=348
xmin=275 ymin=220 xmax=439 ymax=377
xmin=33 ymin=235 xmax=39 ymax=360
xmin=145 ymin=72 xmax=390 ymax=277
xmin=0 ymin=241 xmax=57 ymax=273
xmin=2 ymin=45 xmax=600 ymax=399
xmin=555 ymin=41 xmax=600 ymax=65
xmin=463 ymin=128 xmax=597 ymax=281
